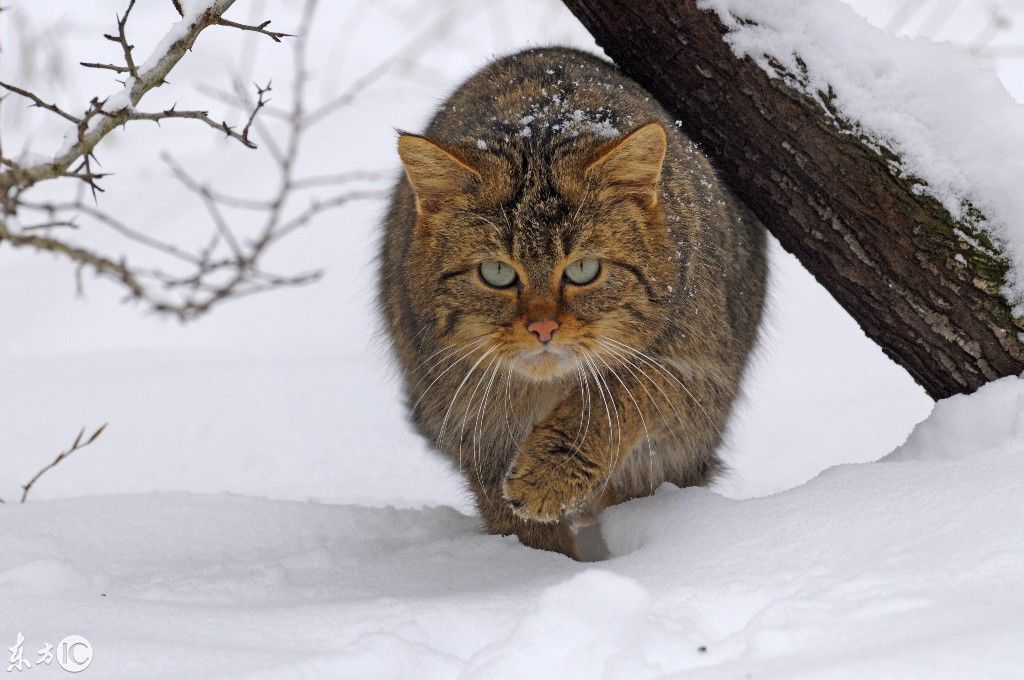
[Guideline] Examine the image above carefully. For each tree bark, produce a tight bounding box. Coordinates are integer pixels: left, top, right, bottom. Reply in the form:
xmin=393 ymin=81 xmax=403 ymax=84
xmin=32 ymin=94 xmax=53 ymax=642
xmin=561 ymin=0 xmax=1024 ymax=399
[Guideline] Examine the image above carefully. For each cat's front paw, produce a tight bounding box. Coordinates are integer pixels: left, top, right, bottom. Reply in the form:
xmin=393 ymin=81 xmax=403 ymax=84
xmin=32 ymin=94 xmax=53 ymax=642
xmin=501 ymin=428 xmax=603 ymax=522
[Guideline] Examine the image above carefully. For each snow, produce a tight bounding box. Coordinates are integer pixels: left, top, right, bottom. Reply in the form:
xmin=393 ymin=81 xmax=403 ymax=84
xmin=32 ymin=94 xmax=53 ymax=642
xmin=99 ymin=80 xmax=134 ymax=115
xmin=700 ymin=0 xmax=1024 ymax=310
xmin=1 ymin=0 xmax=1022 ymax=676
xmin=138 ymin=0 xmax=226 ymax=75
xmin=57 ymin=0 xmax=224 ymax=156
xmin=1 ymin=381 xmax=1022 ymax=678
xmin=885 ymin=374 xmax=1024 ymax=462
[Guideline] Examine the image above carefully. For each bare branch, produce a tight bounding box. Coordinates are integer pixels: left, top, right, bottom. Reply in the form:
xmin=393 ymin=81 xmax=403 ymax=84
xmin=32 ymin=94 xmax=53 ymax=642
xmin=20 ymin=219 xmax=78 ymax=231
xmin=0 ymin=80 xmax=81 ymax=124
xmin=20 ymin=199 xmax=202 ymax=265
xmin=241 ymin=81 xmax=271 ymax=141
xmin=291 ymin=169 xmax=394 ymax=190
xmin=20 ymin=424 xmax=107 ymax=502
xmin=0 ymin=0 xmax=400 ymax=321
xmin=0 ymin=220 xmax=146 ymax=298
xmin=194 ymin=82 xmax=290 ymax=120
xmin=128 ymin=107 xmax=258 ymax=148
xmin=103 ymin=0 xmax=139 ymax=80
xmin=269 ymin=188 xmax=391 ymax=243
xmin=0 ymin=0 xmax=241 ymax=204
xmin=162 ymin=154 xmax=274 ymax=210
xmin=79 ymin=61 xmax=131 ymax=74
xmin=305 ymin=6 xmax=462 ymax=127
xmin=214 ymin=17 xmax=292 ymax=43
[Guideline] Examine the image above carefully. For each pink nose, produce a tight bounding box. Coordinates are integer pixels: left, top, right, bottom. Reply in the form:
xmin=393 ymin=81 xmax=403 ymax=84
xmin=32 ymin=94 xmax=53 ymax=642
xmin=527 ymin=319 xmax=560 ymax=343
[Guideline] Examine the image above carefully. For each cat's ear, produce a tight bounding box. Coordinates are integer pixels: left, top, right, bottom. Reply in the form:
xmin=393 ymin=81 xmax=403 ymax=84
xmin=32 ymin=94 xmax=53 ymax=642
xmin=585 ymin=122 xmax=667 ymax=205
xmin=397 ymin=134 xmax=481 ymax=213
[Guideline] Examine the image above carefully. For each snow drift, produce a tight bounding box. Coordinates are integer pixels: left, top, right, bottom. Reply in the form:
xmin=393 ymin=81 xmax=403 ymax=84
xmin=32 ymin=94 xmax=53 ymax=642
xmin=2 ymin=378 xmax=1022 ymax=679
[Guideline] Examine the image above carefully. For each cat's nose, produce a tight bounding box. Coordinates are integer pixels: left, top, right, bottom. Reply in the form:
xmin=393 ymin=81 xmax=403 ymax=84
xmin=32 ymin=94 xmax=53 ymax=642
xmin=527 ymin=319 xmax=559 ymax=343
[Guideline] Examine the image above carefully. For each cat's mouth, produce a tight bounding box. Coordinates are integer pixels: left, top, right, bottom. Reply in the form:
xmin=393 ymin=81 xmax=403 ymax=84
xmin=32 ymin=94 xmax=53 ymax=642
xmin=514 ymin=345 xmax=577 ymax=380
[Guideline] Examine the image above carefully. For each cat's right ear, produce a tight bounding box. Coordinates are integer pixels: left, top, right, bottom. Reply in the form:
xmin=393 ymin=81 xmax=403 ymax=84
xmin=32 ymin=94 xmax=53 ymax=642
xmin=397 ymin=134 xmax=481 ymax=214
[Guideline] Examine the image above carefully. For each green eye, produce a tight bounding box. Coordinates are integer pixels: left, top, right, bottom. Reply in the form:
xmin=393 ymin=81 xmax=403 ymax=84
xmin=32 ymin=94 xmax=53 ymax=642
xmin=479 ymin=260 xmax=517 ymax=288
xmin=564 ymin=258 xmax=601 ymax=285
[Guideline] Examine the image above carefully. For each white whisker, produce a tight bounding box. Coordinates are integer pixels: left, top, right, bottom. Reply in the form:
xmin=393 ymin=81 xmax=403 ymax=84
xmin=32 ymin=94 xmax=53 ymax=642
xmin=598 ymin=339 xmax=692 ymax=454
xmin=604 ymin=337 xmax=721 ymax=436
xmin=438 ymin=345 xmax=499 ymax=462
xmin=410 ymin=338 xmax=489 ymax=413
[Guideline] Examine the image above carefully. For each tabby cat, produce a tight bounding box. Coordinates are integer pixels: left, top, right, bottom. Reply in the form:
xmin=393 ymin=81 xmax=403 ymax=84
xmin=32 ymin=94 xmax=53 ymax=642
xmin=378 ymin=48 xmax=766 ymax=559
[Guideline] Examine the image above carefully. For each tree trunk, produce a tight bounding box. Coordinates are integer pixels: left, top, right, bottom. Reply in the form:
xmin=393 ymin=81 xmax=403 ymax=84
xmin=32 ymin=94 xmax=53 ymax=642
xmin=561 ymin=0 xmax=1024 ymax=400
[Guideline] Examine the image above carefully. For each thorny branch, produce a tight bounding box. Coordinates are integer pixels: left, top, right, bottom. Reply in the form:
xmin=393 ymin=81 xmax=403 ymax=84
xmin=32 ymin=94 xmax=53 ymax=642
xmin=0 ymin=424 xmax=107 ymax=504
xmin=104 ymin=0 xmax=139 ymax=81
xmin=214 ymin=17 xmax=292 ymax=43
xmin=0 ymin=0 xmax=393 ymax=320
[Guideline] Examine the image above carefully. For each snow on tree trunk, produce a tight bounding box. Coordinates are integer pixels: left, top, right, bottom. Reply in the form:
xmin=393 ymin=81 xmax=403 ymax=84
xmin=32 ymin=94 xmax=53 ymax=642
xmin=561 ymin=0 xmax=1024 ymax=399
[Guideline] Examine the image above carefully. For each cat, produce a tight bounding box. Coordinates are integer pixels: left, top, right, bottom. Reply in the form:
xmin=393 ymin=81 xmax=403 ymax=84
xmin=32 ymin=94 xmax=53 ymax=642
xmin=378 ymin=47 xmax=766 ymax=559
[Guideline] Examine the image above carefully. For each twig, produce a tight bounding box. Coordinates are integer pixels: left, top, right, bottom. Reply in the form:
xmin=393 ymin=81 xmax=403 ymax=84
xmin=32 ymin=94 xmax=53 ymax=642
xmin=291 ymin=169 xmax=394 ymax=190
xmin=103 ymin=0 xmax=139 ymax=80
xmin=0 ymin=80 xmax=81 ymax=124
xmin=241 ymin=81 xmax=271 ymax=141
xmin=20 ymin=219 xmax=78 ymax=231
xmin=305 ymin=5 xmax=463 ymax=127
xmin=161 ymin=154 xmax=274 ymax=210
xmin=0 ymin=220 xmax=146 ymax=298
xmin=128 ymin=107 xmax=258 ymax=148
xmin=79 ymin=61 xmax=131 ymax=74
xmin=1 ymin=0 xmax=241 ymax=198
xmin=214 ymin=17 xmax=292 ymax=43
xmin=19 ymin=424 xmax=107 ymax=503
xmin=0 ymin=0 xmax=403 ymax=321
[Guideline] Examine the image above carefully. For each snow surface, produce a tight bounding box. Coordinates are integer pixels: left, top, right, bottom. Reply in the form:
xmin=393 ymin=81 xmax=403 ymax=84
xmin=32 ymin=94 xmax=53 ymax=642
xmin=701 ymin=0 xmax=1024 ymax=310
xmin=1 ymin=0 xmax=1021 ymax=677
xmin=1 ymin=379 xmax=1022 ymax=678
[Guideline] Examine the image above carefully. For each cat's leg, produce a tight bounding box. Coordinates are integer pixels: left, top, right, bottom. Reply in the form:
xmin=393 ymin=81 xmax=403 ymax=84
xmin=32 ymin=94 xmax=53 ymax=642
xmin=472 ymin=483 xmax=579 ymax=559
xmin=500 ymin=399 xmax=617 ymax=523
xmin=501 ymin=363 xmax=722 ymax=523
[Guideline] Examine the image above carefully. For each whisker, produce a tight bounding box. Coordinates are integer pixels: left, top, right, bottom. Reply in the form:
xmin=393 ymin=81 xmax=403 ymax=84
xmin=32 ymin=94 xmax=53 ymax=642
xmin=471 ymin=357 xmax=504 ymax=491
xmin=581 ymin=349 xmax=622 ymax=499
xmin=408 ymin=340 xmax=484 ymax=397
xmin=410 ymin=332 xmax=491 ymax=378
xmin=408 ymin=322 xmax=434 ymax=351
xmin=591 ymin=347 xmax=654 ymax=463
xmin=579 ymin=351 xmax=614 ymax=456
xmin=437 ymin=345 xmax=499 ymax=460
xmin=458 ymin=353 xmax=501 ymax=466
xmin=598 ymin=340 xmax=693 ymax=458
xmin=410 ymin=338 xmax=489 ymax=413
xmin=597 ymin=341 xmax=692 ymax=494
xmin=502 ymin=362 xmax=517 ymax=444
xmin=604 ymin=337 xmax=722 ymax=436
xmin=569 ymin=357 xmax=590 ymax=453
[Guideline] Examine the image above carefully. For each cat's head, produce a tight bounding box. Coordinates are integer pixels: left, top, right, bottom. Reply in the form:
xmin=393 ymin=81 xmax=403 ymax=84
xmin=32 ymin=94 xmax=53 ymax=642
xmin=397 ymin=122 xmax=677 ymax=382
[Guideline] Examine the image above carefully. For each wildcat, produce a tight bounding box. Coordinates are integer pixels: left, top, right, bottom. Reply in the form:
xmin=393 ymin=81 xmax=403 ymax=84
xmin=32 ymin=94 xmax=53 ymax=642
xmin=378 ymin=47 xmax=766 ymax=559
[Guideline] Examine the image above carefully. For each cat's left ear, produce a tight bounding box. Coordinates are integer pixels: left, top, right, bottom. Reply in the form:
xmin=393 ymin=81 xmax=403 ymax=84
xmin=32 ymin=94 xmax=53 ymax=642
xmin=585 ymin=122 xmax=667 ymax=206
xmin=398 ymin=133 xmax=481 ymax=214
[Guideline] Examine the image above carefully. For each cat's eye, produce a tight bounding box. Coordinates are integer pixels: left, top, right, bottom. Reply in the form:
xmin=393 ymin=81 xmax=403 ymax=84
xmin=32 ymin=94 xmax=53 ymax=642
xmin=479 ymin=260 xmax=518 ymax=288
xmin=564 ymin=258 xmax=601 ymax=285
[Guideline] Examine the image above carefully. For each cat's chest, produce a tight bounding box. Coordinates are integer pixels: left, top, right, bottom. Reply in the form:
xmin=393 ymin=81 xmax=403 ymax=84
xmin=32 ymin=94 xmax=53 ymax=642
xmin=513 ymin=381 xmax=573 ymax=428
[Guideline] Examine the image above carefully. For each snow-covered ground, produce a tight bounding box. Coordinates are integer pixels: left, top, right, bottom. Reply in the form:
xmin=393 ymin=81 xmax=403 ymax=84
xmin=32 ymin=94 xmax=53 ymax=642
xmin=2 ymin=378 xmax=1022 ymax=678
xmin=1 ymin=1 xmax=1021 ymax=677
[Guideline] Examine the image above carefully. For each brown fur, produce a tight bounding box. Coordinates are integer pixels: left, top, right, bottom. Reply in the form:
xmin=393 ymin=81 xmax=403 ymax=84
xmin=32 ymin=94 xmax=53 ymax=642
xmin=378 ymin=48 xmax=766 ymax=559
